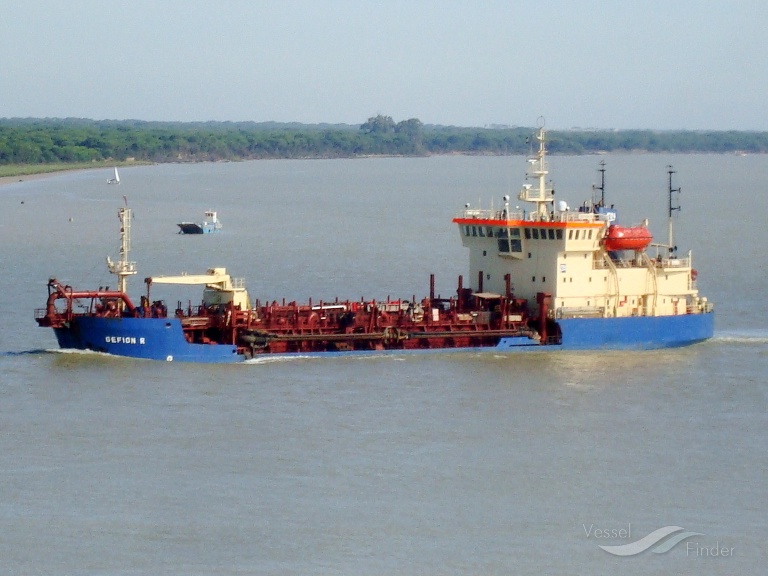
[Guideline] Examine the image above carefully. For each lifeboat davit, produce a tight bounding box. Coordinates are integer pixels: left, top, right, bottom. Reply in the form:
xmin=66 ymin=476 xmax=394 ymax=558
xmin=602 ymin=224 xmax=652 ymax=251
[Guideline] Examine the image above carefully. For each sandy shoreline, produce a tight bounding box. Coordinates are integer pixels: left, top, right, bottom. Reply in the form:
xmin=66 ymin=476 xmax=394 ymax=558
xmin=0 ymin=168 xmax=98 ymax=187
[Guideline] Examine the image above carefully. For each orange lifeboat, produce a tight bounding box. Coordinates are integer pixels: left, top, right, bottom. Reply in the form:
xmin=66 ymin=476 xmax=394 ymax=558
xmin=602 ymin=225 xmax=652 ymax=251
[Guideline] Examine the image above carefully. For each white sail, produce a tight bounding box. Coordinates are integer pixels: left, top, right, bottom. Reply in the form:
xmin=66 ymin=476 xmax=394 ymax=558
xmin=108 ymin=167 xmax=120 ymax=184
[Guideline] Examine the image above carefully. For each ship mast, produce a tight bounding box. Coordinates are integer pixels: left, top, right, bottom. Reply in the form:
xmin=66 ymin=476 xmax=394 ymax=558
xmin=594 ymin=160 xmax=606 ymax=208
xmin=667 ymin=165 xmax=681 ymax=255
xmin=519 ymin=119 xmax=555 ymax=221
xmin=106 ymin=197 xmax=137 ymax=298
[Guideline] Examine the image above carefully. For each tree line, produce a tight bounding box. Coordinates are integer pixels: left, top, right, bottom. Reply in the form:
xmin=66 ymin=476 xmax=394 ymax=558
xmin=1 ymin=115 xmax=767 ymax=165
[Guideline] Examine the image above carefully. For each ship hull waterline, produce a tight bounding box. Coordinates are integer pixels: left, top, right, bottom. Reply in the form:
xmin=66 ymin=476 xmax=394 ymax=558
xmin=48 ymin=313 xmax=714 ymax=363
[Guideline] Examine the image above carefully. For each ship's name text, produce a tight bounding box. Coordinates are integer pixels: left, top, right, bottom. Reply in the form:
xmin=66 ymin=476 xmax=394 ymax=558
xmin=105 ymin=336 xmax=146 ymax=345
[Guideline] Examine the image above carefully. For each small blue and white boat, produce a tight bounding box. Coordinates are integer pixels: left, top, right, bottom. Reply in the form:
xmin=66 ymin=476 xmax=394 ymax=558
xmin=177 ymin=210 xmax=222 ymax=234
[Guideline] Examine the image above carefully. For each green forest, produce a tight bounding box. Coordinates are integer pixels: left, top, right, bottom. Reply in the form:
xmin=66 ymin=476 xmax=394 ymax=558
xmin=1 ymin=115 xmax=767 ymax=168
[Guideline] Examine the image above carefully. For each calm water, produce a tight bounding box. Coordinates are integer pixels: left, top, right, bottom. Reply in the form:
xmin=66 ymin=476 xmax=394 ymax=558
xmin=0 ymin=155 xmax=766 ymax=575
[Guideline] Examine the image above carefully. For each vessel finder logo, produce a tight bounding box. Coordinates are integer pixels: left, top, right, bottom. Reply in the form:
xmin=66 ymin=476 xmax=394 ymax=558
xmin=595 ymin=525 xmax=703 ymax=556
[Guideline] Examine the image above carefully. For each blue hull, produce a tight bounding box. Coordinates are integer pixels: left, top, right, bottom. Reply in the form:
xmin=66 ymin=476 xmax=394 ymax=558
xmin=177 ymin=223 xmax=218 ymax=234
xmin=50 ymin=312 xmax=714 ymax=362
xmin=53 ymin=317 xmax=240 ymax=363
xmin=557 ymin=312 xmax=714 ymax=350
xmin=496 ymin=313 xmax=713 ymax=351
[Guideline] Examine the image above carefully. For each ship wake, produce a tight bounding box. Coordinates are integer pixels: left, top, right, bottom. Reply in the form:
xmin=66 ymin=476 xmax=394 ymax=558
xmin=0 ymin=349 xmax=53 ymax=357
xmin=712 ymin=329 xmax=768 ymax=345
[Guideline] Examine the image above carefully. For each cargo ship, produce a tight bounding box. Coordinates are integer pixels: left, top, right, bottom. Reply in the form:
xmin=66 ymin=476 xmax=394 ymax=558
xmin=35 ymin=127 xmax=714 ymax=362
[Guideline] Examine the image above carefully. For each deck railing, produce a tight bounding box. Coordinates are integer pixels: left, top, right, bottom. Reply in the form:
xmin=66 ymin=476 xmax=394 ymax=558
xmin=594 ymin=256 xmax=691 ymax=270
xmin=455 ymin=208 xmax=611 ymax=223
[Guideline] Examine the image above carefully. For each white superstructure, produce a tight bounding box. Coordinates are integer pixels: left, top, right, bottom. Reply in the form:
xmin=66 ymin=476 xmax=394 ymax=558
xmin=452 ymin=126 xmax=711 ymax=320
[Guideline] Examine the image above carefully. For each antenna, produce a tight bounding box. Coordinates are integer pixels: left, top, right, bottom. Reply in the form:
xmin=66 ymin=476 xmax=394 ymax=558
xmin=593 ymin=160 xmax=606 ymax=209
xmin=598 ymin=160 xmax=606 ymax=208
xmin=667 ymin=165 xmax=681 ymax=255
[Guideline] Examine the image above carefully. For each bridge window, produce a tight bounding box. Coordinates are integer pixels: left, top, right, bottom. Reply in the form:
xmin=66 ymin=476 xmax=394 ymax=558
xmin=464 ymin=225 xmax=470 ymax=236
xmin=498 ymin=229 xmax=522 ymax=254
xmin=497 ymin=228 xmax=509 ymax=253
xmin=556 ymin=229 xmax=563 ymax=240
xmin=532 ymin=229 xmax=539 ymax=239
xmin=525 ymin=228 xmax=531 ymax=239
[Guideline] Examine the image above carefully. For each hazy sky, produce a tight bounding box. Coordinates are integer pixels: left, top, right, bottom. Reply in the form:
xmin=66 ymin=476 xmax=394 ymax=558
xmin=2 ymin=0 xmax=766 ymax=129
